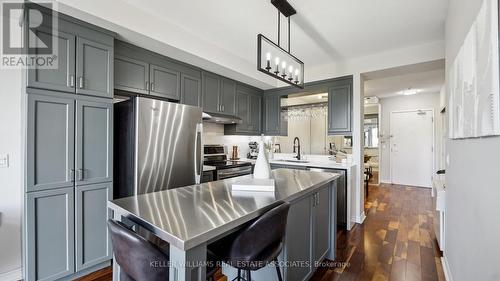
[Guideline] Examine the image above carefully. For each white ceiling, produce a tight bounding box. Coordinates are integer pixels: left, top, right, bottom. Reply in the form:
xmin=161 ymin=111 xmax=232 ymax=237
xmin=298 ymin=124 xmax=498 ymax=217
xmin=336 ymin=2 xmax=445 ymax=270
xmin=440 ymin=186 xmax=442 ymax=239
xmin=56 ymin=0 xmax=448 ymax=89
xmin=364 ymin=60 xmax=445 ymax=98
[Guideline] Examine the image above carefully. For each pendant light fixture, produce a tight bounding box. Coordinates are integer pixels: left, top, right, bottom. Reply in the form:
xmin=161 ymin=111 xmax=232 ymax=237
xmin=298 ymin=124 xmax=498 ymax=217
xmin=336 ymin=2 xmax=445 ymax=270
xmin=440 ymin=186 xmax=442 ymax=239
xmin=257 ymin=0 xmax=304 ymax=89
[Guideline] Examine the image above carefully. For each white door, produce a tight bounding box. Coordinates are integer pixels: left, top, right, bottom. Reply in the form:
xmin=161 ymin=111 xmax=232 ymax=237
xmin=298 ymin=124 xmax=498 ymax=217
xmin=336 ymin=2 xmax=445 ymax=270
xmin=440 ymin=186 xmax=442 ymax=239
xmin=390 ymin=110 xmax=434 ymax=188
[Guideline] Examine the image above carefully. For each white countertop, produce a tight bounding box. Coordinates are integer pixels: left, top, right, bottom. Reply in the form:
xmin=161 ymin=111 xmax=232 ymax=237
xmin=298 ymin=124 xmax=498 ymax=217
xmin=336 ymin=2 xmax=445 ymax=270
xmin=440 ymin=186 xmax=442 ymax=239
xmin=241 ymin=154 xmax=356 ymax=170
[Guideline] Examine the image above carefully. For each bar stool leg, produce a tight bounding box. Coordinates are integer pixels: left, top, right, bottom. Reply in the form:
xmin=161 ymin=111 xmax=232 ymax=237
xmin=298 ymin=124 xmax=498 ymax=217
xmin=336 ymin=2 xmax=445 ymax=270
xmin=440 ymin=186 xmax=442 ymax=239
xmin=246 ymin=270 xmax=251 ymax=281
xmin=274 ymin=258 xmax=283 ymax=281
xmin=237 ymin=269 xmax=242 ymax=281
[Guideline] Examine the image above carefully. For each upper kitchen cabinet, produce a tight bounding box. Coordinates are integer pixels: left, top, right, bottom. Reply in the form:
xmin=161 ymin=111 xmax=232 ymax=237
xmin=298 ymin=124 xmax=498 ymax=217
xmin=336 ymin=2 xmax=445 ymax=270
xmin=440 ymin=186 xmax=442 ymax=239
xmin=202 ymin=72 xmax=220 ymax=113
xmin=114 ymin=55 xmax=150 ymax=95
xmin=115 ymin=40 xmax=200 ymax=102
xmin=76 ymin=38 xmax=113 ymax=98
xmin=224 ymin=84 xmax=262 ymax=135
xmin=202 ymin=72 xmax=237 ymax=114
xmin=263 ymin=95 xmax=282 ymax=136
xmin=149 ymin=64 xmax=180 ymax=100
xmin=328 ymin=82 xmax=352 ymax=135
xmin=220 ymin=78 xmax=236 ymax=115
xmin=27 ymin=29 xmax=76 ymax=93
xmin=26 ymin=11 xmax=115 ymax=99
xmin=180 ymin=74 xmax=202 ymax=107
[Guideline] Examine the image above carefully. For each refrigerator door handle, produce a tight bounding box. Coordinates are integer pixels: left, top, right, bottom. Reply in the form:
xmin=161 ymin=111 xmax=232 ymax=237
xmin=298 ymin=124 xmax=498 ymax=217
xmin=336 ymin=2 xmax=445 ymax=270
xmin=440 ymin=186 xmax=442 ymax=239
xmin=195 ymin=122 xmax=203 ymax=184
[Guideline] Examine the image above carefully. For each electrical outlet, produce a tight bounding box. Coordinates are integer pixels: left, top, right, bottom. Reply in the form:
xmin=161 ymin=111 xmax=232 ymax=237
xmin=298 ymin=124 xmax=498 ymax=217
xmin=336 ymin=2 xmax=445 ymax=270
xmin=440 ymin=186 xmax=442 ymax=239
xmin=0 ymin=154 xmax=9 ymax=168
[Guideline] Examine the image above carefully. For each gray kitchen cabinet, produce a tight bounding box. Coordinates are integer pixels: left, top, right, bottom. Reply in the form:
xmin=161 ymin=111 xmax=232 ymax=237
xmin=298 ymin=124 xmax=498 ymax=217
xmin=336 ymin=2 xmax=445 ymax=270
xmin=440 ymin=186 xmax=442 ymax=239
xmin=284 ymin=194 xmax=313 ymax=281
xmin=76 ymin=37 xmax=114 ymax=98
xmin=202 ymin=72 xmax=221 ymax=113
xmin=150 ymin=64 xmax=181 ymax=100
xmin=248 ymin=94 xmax=262 ymax=132
xmin=25 ymin=187 xmax=75 ymax=281
xmin=27 ymin=94 xmax=75 ymax=192
xmin=313 ymin=186 xmax=331 ymax=263
xmin=75 ymin=99 xmax=113 ymax=185
xmin=328 ymin=83 xmax=352 ymax=135
xmin=114 ymin=55 xmax=149 ymax=95
xmin=27 ymin=28 xmax=76 ymax=93
xmin=75 ymin=182 xmax=113 ymax=271
xmin=220 ymin=78 xmax=236 ymax=115
xmin=181 ymin=74 xmax=202 ymax=107
xmin=263 ymin=95 xmax=281 ymax=135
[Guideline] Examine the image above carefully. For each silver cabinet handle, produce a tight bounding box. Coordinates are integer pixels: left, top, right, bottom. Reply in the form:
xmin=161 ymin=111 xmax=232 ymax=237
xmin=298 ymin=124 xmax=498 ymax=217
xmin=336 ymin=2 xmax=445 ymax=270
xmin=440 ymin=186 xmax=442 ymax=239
xmin=145 ymin=81 xmax=149 ymax=91
xmin=78 ymin=77 xmax=84 ymax=89
xmin=222 ymin=105 xmax=225 ymax=112
xmin=69 ymin=169 xmax=75 ymax=182
xmin=77 ymin=169 xmax=84 ymax=181
xmin=150 ymin=82 xmax=155 ymax=91
xmin=69 ymin=75 xmax=75 ymax=87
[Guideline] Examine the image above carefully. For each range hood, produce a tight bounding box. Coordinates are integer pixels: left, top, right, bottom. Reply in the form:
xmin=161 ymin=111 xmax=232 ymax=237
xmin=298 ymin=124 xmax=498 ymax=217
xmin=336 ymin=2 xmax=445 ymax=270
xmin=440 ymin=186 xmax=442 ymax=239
xmin=202 ymin=112 xmax=243 ymax=124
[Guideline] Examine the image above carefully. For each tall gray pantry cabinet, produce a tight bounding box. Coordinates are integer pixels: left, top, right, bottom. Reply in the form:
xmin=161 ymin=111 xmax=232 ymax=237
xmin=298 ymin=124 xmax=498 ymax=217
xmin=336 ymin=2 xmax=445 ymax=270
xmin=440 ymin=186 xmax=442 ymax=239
xmin=23 ymin=7 xmax=115 ymax=281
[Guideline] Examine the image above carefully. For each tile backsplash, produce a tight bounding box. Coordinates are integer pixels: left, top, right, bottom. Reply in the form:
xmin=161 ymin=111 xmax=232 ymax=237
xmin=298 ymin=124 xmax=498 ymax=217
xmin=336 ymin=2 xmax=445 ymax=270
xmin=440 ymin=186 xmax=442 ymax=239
xmin=202 ymin=122 xmax=271 ymax=158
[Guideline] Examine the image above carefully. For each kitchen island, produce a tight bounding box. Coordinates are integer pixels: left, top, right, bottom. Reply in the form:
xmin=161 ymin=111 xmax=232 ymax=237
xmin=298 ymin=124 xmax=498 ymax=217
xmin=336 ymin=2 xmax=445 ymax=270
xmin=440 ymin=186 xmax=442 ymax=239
xmin=108 ymin=169 xmax=339 ymax=281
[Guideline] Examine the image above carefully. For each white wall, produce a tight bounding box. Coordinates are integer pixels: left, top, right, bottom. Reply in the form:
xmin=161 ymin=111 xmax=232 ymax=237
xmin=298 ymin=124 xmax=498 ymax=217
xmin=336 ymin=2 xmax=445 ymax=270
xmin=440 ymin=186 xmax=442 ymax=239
xmin=378 ymin=92 xmax=442 ymax=184
xmin=0 ymin=68 xmax=23 ymax=280
xmin=444 ymin=0 xmax=500 ymax=280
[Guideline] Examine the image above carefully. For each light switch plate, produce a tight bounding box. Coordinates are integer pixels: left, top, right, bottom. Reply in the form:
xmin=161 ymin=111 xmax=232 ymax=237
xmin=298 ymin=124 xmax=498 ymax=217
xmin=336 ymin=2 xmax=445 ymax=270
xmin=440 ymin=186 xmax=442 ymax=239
xmin=0 ymin=154 xmax=9 ymax=168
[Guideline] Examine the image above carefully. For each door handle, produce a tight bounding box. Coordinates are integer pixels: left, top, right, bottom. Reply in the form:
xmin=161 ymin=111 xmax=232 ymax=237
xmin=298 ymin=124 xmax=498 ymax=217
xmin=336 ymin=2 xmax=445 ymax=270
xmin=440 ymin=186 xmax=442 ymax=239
xmin=150 ymin=82 xmax=155 ymax=91
xmin=145 ymin=81 xmax=149 ymax=91
xmin=69 ymin=75 xmax=75 ymax=87
xmin=78 ymin=77 xmax=84 ymax=89
xmin=195 ymin=123 xmax=203 ymax=184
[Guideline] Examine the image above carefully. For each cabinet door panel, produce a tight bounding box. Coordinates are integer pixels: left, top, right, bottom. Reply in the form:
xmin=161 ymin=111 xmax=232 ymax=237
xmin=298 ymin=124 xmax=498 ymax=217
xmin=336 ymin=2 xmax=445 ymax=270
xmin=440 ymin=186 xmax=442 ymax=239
xmin=114 ymin=55 xmax=149 ymax=94
xmin=181 ymin=74 xmax=202 ymax=107
xmin=328 ymin=84 xmax=352 ymax=134
xmin=27 ymin=29 xmax=76 ymax=93
xmin=264 ymin=96 xmax=281 ymax=135
xmin=220 ymin=78 xmax=236 ymax=114
xmin=285 ymin=195 xmax=313 ymax=281
xmin=75 ymin=183 xmax=113 ymax=271
xmin=76 ymin=38 xmax=113 ymax=98
xmin=314 ymin=187 xmax=331 ymax=263
xmin=249 ymin=94 xmax=262 ymax=132
xmin=235 ymin=91 xmax=249 ymax=131
xmin=27 ymin=94 xmax=75 ymax=192
xmin=202 ymin=72 xmax=220 ymax=113
xmin=150 ymin=64 xmax=180 ymax=100
xmin=26 ymin=188 xmax=75 ymax=281
xmin=76 ymin=99 xmax=113 ymax=185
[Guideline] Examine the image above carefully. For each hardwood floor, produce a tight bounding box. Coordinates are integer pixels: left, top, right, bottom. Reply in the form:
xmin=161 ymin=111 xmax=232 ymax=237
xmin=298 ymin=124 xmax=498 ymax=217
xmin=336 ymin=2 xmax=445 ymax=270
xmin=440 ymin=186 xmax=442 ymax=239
xmin=81 ymin=184 xmax=444 ymax=281
xmin=311 ymin=183 xmax=445 ymax=281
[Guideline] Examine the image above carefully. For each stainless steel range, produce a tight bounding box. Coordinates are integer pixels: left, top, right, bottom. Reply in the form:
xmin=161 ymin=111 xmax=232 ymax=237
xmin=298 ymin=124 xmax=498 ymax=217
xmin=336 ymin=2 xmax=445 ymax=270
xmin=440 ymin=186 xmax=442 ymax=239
xmin=204 ymin=145 xmax=253 ymax=180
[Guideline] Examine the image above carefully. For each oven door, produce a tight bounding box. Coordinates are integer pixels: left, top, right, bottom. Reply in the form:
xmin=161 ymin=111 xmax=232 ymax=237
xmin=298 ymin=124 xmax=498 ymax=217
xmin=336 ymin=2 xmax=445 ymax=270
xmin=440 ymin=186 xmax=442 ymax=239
xmin=217 ymin=166 xmax=253 ymax=180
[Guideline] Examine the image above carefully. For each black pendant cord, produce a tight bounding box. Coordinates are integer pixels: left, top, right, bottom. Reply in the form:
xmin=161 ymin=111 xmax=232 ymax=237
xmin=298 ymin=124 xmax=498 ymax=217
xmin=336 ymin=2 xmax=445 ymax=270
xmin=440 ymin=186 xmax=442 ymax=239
xmin=288 ymin=16 xmax=291 ymax=53
xmin=277 ymin=10 xmax=281 ymax=47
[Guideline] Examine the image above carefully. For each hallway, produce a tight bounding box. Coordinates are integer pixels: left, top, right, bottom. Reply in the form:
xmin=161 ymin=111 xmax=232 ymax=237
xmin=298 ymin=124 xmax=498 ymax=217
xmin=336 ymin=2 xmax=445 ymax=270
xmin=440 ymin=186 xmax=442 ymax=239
xmin=312 ymin=184 xmax=446 ymax=281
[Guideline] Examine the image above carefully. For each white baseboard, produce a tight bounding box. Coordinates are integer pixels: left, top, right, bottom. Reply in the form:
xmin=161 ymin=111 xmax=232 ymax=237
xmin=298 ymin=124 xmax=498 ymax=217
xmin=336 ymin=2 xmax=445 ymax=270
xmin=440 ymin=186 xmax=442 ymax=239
xmin=352 ymin=212 xmax=366 ymax=224
xmin=441 ymin=255 xmax=453 ymax=281
xmin=0 ymin=268 xmax=22 ymax=281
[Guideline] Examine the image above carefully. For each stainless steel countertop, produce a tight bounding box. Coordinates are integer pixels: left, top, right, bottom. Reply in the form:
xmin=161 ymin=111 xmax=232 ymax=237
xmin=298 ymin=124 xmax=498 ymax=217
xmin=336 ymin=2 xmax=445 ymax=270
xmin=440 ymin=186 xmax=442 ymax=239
xmin=108 ymin=169 xmax=339 ymax=251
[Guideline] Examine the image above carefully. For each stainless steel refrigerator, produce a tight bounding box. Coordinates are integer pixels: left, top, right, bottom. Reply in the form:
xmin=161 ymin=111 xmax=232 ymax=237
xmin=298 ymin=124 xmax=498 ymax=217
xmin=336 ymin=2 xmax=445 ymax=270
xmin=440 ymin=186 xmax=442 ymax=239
xmin=114 ymin=97 xmax=203 ymax=198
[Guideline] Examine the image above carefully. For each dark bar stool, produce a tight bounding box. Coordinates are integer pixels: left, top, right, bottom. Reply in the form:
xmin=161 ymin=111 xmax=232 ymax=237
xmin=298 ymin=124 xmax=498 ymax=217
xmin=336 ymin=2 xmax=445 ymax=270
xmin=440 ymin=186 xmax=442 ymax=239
xmin=208 ymin=202 xmax=291 ymax=281
xmin=108 ymin=220 xmax=218 ymax=281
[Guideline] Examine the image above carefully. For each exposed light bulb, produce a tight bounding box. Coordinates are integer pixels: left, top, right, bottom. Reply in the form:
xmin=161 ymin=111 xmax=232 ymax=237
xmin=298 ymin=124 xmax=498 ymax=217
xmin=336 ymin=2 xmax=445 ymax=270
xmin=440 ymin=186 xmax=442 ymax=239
xmin=275 ymin=57 xmax=280 ymax=65
xmin=281 ymin=61 xmax=287 ymax=69
xmin=266 ymin=52 xmax=271 ymax=61
xmin=295 ymin=69 xmax=299 ymax=76
xmin=288 ymin=65 xmax=293 ymax=73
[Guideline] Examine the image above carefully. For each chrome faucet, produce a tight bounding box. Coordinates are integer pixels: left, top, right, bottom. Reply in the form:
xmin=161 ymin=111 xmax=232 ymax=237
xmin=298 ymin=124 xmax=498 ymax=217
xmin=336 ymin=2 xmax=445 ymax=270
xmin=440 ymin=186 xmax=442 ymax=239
xmin=293 ymin=137 xmax=301 ymax=160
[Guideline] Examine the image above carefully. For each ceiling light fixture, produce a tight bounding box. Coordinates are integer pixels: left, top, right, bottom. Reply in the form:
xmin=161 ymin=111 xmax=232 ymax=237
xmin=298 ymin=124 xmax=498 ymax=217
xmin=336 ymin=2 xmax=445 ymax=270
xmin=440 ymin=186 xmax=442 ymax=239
xmin=401 ymin=87 xmax=419 ymax=96
xmin=257 ymin=0 xmax=304 ymax=89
